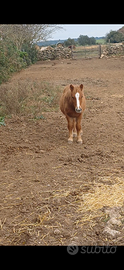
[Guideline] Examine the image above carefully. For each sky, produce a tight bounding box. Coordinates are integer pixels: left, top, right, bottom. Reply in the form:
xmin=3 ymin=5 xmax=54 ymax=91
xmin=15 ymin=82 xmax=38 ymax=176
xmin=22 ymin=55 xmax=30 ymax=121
xmin=50 ymin=24 xmax=124 ymax=40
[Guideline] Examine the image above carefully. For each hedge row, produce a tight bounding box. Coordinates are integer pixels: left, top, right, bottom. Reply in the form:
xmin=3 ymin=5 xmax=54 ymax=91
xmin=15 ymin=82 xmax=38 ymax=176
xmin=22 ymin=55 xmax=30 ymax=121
xmin=0 ymin=38 xmax=38 ymax=84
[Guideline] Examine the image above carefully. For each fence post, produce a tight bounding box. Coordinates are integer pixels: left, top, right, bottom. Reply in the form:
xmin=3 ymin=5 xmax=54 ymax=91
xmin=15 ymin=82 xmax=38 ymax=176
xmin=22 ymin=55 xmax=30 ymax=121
xmin=85 ymin=46 xmax=86 ymax=58
xmin=71 ymin=45 xmax=73 ymax=59
xmin=99 ymin=44 xmax=102 ymax=58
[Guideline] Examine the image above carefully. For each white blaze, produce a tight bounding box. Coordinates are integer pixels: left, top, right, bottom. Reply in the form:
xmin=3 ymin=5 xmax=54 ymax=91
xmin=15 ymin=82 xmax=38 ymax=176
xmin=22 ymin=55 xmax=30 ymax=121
xmin=75 ymin=92 xmax=80 ymax=109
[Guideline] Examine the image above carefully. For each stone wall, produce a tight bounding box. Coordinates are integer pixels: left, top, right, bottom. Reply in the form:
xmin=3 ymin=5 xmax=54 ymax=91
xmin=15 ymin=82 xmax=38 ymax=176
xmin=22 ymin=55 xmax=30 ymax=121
xmin=37 ymin=46 xmax=72 ymax=61
xmin=101 ymin=43 xmax=124 ymax=58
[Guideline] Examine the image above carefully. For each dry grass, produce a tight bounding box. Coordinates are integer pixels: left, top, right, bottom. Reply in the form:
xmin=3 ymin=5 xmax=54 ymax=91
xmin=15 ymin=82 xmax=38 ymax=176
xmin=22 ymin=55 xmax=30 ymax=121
xmin=77 ymin=176 xmax=124 ymax=226
xmin=0 ymin=80 xmax=60 ymax=117
xmin=76 ymin=45 xmax=106 ymax=51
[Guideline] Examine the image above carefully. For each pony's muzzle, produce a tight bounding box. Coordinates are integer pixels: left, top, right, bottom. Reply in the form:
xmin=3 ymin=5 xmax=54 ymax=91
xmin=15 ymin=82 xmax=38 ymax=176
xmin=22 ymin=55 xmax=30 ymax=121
xmin=75 ymin=107 xmax=82 ymax=113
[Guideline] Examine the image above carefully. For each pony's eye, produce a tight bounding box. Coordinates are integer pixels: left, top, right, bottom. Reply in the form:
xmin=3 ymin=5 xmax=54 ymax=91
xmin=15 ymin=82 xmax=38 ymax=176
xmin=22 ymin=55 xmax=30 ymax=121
xmin=81 ymin=95 xmax=83 ymax=98
xmin=72 ymin=96 xmax=74 ymax=99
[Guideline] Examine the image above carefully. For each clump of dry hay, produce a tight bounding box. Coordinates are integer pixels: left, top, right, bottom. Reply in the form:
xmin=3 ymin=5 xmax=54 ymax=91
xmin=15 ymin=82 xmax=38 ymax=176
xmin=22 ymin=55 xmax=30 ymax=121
xmin=77 ymin=177 xmax=124 ymax=225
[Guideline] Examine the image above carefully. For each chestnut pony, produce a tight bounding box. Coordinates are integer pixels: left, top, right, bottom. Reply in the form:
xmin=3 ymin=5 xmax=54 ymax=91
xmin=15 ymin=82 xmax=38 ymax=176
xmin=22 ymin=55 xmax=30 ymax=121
xmin=60 ymin=84 xmax=86 ymax=143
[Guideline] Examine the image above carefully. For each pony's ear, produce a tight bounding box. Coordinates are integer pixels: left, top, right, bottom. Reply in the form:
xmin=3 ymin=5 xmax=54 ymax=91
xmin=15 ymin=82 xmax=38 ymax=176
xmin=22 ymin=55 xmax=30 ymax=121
xmin=70 ymin=84 xmax=74 ymax=92
xmin=80 ymin=84 xmax=83 ymax=90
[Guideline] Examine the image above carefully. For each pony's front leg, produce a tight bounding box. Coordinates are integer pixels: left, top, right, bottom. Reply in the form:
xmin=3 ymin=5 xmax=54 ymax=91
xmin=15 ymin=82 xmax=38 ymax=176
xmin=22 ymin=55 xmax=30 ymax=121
xmin=73 ymin=118 xmax=77 ymax=137
xmin=66 ymin=116 xmax=74 ymax=143
xmin=76 ymin=116 xmax=83 ymax=144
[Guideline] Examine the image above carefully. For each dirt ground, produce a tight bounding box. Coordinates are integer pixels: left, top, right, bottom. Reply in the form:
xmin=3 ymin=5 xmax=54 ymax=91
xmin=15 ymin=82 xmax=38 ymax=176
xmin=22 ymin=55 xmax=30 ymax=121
xmin=0 ymin=57 xmax=124 ymax=245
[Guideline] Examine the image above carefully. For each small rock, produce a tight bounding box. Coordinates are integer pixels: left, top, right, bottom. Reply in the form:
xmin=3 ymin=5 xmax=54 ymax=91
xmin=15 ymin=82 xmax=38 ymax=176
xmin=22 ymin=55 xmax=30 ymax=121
xmin=54 ymin=229 xmax=61 ymax=235
xmin=108 ymin=217 xmax=121 ymax=226
xmin=69 ymin=236 xmax=80 ymax=246
xmin=103 ymin=226 xmax=120 ymax=237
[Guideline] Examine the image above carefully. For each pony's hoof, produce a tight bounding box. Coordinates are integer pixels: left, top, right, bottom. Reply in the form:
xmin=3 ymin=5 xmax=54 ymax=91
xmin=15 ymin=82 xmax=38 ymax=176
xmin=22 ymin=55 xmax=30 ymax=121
xmin=68 ymin=139 xmax=73 ymax=143
xmin=77 ymin=140 xmax=82 ymax=144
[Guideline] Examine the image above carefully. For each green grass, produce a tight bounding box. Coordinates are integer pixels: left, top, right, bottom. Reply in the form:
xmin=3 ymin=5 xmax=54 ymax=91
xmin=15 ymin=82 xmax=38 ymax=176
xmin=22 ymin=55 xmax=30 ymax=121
xmin=0 ymin=116 xmax=6 ymax=126
xmin=96 ymin=38 xmax=106 ymax=44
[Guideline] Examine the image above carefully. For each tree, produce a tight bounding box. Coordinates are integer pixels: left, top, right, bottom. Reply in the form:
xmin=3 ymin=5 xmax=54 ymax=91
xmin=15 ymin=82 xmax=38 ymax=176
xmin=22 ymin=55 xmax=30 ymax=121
xmin=64 ymin=38 xmax=76 ymax=47
xmin=118 ymin=26 xmax=124 ymax=36
xmin=78 ymin=35 xmax=96 ymax=46
xmin=89 ymin=37 xmax=96 ymax=45
xmin=0 ymin=24 xmax=62 ymax=83
xmin=78 ymin=35 xmax=89 ymax=45
xmin=106 ymin=30 xmax=124 ymax=43
xmin=0 ymin=24 xmax=61 ymax=50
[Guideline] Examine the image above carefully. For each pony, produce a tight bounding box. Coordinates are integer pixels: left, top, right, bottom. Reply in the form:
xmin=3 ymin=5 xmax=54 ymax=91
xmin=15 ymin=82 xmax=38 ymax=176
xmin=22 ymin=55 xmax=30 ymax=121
xmin=60 ymin=84 xmax=86 ymax=143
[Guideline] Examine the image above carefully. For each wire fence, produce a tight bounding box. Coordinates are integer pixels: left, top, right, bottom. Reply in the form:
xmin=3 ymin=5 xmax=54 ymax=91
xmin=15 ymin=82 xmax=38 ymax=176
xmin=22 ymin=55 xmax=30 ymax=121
xmin=72 ymin=45 xmax=104 ymax=59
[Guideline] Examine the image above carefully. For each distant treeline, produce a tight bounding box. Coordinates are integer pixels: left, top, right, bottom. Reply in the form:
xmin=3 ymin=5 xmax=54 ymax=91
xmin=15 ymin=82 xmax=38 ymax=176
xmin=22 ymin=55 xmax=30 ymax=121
xmin=37 ymin=27 xmax=124 ymax=47
xmin=37 ymin=36 xmax=105 ymax=47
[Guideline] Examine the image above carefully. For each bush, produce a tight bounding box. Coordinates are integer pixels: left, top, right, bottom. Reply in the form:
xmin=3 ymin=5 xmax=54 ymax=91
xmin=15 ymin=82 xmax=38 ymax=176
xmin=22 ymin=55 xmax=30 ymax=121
xmin=106 ymin=30 xmax=124 ymax=43
xmin=0 ymin=38 xmax=26 ymax=84
xmin=0 ymin=39 xmax=38 ymax=84
xmin=21 ymin=42 xmax=38 ymax=65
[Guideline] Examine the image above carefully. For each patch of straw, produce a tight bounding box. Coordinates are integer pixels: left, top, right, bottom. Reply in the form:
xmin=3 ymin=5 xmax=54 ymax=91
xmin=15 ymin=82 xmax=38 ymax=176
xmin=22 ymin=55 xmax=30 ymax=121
xmin=77 ymin=177 xmax=124 ymax=225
